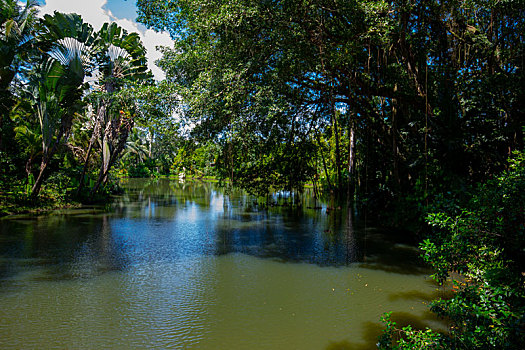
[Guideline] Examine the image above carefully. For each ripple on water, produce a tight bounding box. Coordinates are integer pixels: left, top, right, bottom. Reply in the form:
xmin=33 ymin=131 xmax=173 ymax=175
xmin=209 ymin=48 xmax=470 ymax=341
xmin=0 ymin=252 xmax=445 ymax=349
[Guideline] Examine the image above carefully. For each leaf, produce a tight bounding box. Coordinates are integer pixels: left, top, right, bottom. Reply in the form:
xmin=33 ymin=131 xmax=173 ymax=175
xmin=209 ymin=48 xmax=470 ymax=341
xmin=5 ymin=19 xmax=15 ymax=38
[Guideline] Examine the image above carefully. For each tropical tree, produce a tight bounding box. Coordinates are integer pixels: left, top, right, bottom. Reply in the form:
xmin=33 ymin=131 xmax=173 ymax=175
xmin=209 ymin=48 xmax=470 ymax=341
xmin=130 ymin=81 xmax=182 ymax=175
xmin=0 ymin=0 xmax=37 ymax=148
xmin=27 ymin=12 xmax=94 ymax=197
xmin=82 ymin=22 xmax=151 ymax=197
xmin=11 ymin=102 xmax=42 ymax=180
xmin=120 ymin=127 xmax=149 ymax=176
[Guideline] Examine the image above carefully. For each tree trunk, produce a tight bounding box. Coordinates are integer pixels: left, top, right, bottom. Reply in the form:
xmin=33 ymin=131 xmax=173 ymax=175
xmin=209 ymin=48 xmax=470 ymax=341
xmin=317 ymin=132 xmax=332 ymax=193
xmin=89 ymin=115 xmax=133 ymax=199
xmin=332 ymin=112 xmax=342 ymax=198
xmin=76 ymin=110 xmax=103 ymax=196
xmin=90 ymin=166 xmax=108 ymax=197
xmin=392 ymin=85 xmax=400 ymax=191
xmin=89 ymin=104 xmax=114 ymax=198
xmin=0 ymin=114 xmax=3 ymax=150
xmin=76 ymin=137 xmax=95 ymax=196
xmin=347 ymin=118 xmax=356 ymax=201
xmin=90 ymin=128 xmax=113 ymax=197
xmin=148 ymin=127 xmax=153 ymax=159
xmin=25 ymin=157 xmax=33 ymax=178
xmin=30 ymin=129 xmax=65 ymax=198
xmin=31 ymin=155 xmax=48 ymax=198
xmin=90 ymin=140 xmax=115 ymax=197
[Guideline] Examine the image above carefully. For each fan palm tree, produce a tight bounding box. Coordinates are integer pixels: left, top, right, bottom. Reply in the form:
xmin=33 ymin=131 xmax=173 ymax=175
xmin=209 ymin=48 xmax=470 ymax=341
xmin=84 ymin=22 xmax=150 ymax=197
xmin=29 ymin=12 xmax=94 ymax=197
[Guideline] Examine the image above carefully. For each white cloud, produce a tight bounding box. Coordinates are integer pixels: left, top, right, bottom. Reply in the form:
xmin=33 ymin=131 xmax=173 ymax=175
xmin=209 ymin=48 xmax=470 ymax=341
xmin=38 ymin=0 xmax=172 ymax=80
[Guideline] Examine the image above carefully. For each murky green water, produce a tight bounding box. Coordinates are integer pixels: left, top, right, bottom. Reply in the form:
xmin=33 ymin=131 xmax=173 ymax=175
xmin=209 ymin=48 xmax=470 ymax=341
xmin=0 ymin=179 xmax=446 ymax=349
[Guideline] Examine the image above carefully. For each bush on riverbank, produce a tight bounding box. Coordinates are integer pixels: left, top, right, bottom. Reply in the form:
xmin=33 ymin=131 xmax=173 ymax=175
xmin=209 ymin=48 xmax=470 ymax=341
xmin=0 ymin=168 xmax=121 ymax=216
xmin=0 ymin=180 xmax=78 ymax=216
xmin=378 ymin=151 xmax=525 ymax=349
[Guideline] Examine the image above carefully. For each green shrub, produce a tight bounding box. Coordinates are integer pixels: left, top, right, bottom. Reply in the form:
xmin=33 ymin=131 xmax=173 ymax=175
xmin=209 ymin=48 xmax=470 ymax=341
xmin=380 ymin=151 xmax=525 ymax=349
xmin=127 ymin=163 xmax=151 ymax=178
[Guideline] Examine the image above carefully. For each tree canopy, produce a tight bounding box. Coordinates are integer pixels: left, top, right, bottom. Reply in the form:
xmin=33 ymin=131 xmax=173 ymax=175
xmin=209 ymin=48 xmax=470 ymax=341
xmin=137 ymin=0 xmax=524 ymax=205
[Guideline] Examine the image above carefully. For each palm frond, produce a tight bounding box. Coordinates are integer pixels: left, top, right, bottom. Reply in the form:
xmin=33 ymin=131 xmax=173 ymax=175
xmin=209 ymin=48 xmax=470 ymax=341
xmin=107 ymin=44 xmax=130 ymax=62
xmin=49 ymin=37 xmax=89 ymax=67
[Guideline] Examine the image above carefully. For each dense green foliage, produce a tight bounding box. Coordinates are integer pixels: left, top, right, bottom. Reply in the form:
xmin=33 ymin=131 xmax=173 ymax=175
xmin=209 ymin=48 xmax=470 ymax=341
xmin=137 ymin=0 xmax=523 ymax=207
xmin=379 ymin=151 xmax=525 ymax=349
xmin=0 ymin=1 xmax=177 ymax=210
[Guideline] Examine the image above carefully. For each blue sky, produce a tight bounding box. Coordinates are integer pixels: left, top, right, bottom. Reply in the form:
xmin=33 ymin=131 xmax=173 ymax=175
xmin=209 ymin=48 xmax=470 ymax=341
xmin=24 ymin=0 xmax=172 ymax=80
xmin=32 ymin=0 xmax=139 ymax=20
xmin=104 ymin=0 xmax=139 ymax=21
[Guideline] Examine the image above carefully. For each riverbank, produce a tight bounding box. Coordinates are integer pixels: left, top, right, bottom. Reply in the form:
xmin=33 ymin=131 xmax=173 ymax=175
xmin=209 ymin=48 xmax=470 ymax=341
xmin=0 ymin=175 xmax=217 ymax=217
xmin=0 ymin=191 xmax=82 ymax=217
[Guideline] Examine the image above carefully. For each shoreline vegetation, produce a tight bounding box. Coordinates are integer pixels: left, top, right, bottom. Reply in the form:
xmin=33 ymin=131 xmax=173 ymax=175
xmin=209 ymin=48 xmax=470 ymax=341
xmin=0 ymin=187 xmax=80 ymax=217
xmin=0 ymin=175 xmax=315 ymax=217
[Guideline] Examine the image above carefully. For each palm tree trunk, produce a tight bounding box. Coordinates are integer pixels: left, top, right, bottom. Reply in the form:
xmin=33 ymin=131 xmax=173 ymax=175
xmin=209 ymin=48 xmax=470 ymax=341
xmin=76 ymin=110 xmax=103 ymax=195
xmin=392 ymin=84 xmax=400 ymax=191
xmin=90 ymin=168 xmax=107 ymax=198
xmin=90 ymin=137 xmax=111 ymax=198
xmin=25 ymin=157 xmax=33 ymax=178
xmin=89 ymin=116 xmax=133 ymax=199
xmin=76 ymin=139 xmax=94 ymax=196
xmin=31 ymin=155 xmax=48 ymax=198
xmin=30 ymin=132 xmax=63 ymax=198
xmin=90 ymin=143 xmax=118 ymax=197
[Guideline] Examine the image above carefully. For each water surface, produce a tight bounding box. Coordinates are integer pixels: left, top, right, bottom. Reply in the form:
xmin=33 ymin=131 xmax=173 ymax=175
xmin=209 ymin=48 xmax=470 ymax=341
xmin=0 ymin=179 xmax=446 ymax=349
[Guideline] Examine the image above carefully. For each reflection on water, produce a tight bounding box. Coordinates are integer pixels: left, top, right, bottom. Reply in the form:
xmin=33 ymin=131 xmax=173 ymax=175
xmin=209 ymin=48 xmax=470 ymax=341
xmin=0 ymin=179 xmax=446 ymax=349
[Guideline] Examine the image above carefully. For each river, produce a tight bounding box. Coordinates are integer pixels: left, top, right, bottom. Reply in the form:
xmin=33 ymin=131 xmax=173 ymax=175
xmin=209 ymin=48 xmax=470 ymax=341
xmin=0 ymin=179 xmax=446 ymax=349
